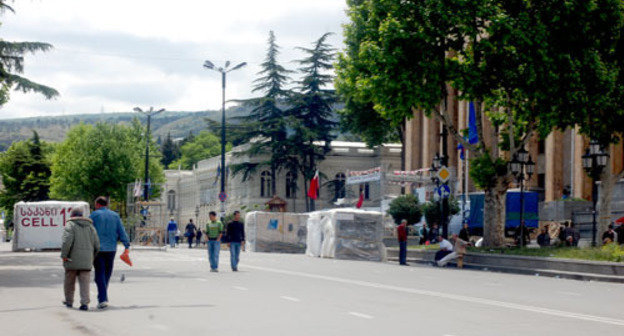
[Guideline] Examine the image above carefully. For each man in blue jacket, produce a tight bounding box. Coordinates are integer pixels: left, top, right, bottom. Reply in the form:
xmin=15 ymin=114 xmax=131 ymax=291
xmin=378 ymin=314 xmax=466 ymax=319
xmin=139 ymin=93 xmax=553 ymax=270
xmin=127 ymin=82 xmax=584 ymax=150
xmin=90 ymin=196 xmax=130 ymax=310
xmin=167 ymin=217 xmax=178 ymax=248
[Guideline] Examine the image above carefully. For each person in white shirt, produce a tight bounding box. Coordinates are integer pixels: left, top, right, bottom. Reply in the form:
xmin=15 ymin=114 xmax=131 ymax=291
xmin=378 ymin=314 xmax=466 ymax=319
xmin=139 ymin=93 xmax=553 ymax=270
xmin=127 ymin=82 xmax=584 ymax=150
xmin=437 ymin=234 xmax=470 ymax=267
xmin=434 ymin=236 xmax=454 ymax=263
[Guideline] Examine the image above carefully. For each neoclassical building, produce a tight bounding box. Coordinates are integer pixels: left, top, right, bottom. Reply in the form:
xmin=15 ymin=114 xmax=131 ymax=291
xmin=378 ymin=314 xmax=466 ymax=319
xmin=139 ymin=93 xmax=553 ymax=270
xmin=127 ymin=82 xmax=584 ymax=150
xmin=162 ymin=141 xmax=402 ymax=225
xmin=404 ymin=89 xmax=624 ymax=206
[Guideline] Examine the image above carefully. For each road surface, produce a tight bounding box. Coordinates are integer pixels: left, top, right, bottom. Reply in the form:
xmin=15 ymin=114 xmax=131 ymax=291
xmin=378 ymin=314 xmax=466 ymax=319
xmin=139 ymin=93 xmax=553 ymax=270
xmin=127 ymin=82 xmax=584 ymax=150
xmin=1 ymin=242 xmax=623 ymax=336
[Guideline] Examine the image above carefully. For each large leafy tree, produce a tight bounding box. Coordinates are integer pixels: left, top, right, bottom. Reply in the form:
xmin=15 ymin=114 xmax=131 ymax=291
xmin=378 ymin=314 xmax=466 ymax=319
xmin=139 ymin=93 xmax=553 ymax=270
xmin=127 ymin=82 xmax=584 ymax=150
xmin=170 ymin=130 xmax=229 ymax=170
xmin=336 ymin=0 xmax=622 ymax=246
xmin=0 ymin=1 xmax=58 ymax=106
xmin=50 ymin=122 xmax=164 ymax=203
xmin=0 ymin=131 xmax=53 ymax=227
xmin=287 ymin=33 xmax=338 ymax=210
xmin=232 ymin=31 xmax=292 ymax=194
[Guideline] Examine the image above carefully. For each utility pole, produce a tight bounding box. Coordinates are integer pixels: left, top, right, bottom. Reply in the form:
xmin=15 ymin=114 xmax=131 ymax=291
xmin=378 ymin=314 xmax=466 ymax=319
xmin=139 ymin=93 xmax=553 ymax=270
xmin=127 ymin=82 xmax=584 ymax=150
xmin=134 ymin=107 xmax=165 ymax=201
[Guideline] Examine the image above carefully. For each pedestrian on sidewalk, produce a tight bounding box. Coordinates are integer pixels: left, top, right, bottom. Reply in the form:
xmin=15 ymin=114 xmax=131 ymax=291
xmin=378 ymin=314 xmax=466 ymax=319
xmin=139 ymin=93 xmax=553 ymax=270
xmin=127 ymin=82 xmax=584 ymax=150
xmin=61 ymin=208 xmax=100 ymax=311
xmin=615 ymin=223 xmax=624 ymax=245
xmin=196 ymin=227 xmax=203 ymax=247
xmin=167 ymin=217 xmax=177 ymax=248
xmin=90 ymin=196 xmax=130 ymax=310
xmin=185 ymin=219 xmax=196 ymax=248
xmin=419 ymin=223 xmax=429 ymax=245
xmin=397 ymin=219 xmax=409 ymax=265
xmin=226 ymin=211 xmax=245 ymax=271
xmin=602 ymin=224 xmax=617 ymax=245
xmin=459 ymin=222 xmax=470 ymax=243
xmin=206 ymin=211 xmax=224 ymax=272
xmin=428 ymin=223 xmax=440 ymax=243
xmin=434 ymin=236 xmax=453 ymax=264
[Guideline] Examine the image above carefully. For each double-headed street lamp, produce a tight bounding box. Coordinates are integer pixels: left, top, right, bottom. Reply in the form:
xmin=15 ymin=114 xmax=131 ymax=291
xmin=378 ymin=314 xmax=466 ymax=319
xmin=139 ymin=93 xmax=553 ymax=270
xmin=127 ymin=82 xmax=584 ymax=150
xmin=203 ymin=59 xmax=247 ymax=218
xmin=582 ymin=140 xmax=609 ymax=247
xmin=134 ymin=106 xmax=165 ymax=201
xmin=509 ymin=147 xmax=535 ymax=247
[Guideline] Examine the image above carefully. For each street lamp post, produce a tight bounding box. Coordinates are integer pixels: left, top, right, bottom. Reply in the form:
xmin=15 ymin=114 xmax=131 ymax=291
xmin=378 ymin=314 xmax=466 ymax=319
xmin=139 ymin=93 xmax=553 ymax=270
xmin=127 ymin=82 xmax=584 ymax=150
xmin=509 ymin=148 xmax=535 ymax=247
xmin=431 ymin=153 xmax=448 ymax=237
xmin=203 ymin=59 xmax=246 ymax=219
xmin=582 ymin=140 xmax=609 ymax=246
xmin=134 ymin=107 xmax=165 ymax=201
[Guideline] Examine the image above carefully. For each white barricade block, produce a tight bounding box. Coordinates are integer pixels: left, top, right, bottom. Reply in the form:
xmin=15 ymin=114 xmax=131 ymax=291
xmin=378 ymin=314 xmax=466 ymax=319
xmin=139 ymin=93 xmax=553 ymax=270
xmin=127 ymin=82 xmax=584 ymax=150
xmin=12 ymin=201 xmax=90 ymax=251
xmin=245 ymin=211 xmax=308 ymax=253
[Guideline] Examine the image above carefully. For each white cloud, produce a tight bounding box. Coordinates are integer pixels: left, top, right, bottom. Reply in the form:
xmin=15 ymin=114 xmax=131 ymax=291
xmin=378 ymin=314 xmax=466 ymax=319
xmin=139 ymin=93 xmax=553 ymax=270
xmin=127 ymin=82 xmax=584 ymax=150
xmin=0 ymin=0 xmax=347 ymax=119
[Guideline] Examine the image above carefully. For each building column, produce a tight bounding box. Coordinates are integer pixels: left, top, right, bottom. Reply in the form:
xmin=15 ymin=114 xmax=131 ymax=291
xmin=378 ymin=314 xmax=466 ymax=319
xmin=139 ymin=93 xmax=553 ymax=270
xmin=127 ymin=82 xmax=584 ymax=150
xmin=422 ymin=115 xmax=440 ymax=168
xmin=405 ymin=110 xmax=423 ymax=171
xmin=611 ymin=140 xmax=624 ymax=176
xmin=545 ymin=130 xmax=564 ymax=201
xmin=573 ymin=127 xmax=592 ymax=200
xmin=526 ymin=134 xmax=540 ymax=190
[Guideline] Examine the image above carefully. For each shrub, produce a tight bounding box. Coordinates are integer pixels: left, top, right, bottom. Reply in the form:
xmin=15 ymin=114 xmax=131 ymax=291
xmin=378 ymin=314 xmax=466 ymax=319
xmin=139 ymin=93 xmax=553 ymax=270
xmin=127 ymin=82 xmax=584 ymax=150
xmin=387 ymin=194 xmax=422 ymax=225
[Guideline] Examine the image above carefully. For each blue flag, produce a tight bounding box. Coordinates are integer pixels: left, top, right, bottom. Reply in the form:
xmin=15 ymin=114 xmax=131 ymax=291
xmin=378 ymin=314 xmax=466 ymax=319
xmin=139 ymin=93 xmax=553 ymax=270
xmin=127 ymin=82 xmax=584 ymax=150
xmin=468 ymin=102 xmax=479 ymax=145
xmin=457 ymin=143 xmax=465 ymax=160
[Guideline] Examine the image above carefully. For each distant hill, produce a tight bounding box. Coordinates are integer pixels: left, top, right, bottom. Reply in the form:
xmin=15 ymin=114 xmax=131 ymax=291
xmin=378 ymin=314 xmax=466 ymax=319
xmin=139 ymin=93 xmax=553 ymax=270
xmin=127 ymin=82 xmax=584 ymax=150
xmin=0 ymin=106 xmax=252 ymax=150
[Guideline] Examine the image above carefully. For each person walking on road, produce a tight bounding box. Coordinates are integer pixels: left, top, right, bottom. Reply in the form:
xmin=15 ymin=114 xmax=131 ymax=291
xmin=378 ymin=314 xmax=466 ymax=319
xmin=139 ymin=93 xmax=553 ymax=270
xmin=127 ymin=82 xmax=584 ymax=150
xmin=90 ymin=196 xmax=130 ymax=310
xmin=226 ymin=211 xmax=245 ymax=271
xmin=167 ymin=217 xmax=177 ymax=248
xmin=397 ymin=219 xmax=409 ymax=266
xmin=61 ymin=208 xmax=100 ymax=311
xmin=185 ymin=219 xmax=197 ymax=248
xmin=196 ymin=227 xmax=203 ymax=247
xmin=206 ymin=211 xmax=224 ymax=272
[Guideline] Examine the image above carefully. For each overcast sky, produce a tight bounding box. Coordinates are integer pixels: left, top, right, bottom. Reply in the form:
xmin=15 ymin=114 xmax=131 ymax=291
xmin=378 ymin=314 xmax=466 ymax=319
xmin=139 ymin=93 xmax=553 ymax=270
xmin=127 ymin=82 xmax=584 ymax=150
xmin=0 ymin=0 xmax=347 ymax=119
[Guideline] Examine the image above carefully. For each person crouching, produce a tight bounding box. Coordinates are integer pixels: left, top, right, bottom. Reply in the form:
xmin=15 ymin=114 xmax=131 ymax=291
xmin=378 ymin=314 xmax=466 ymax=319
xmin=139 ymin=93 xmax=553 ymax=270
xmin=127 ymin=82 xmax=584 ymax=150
xmin=61 ymin=208 xmax=100 ymax=311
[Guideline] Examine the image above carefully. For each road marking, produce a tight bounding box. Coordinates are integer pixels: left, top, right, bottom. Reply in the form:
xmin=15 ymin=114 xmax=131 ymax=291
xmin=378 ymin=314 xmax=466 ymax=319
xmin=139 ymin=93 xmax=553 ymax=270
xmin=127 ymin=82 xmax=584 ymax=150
xmin=232 ymin=286 xmax=248 ymax=291
xmin=280 ymin=296 xmax=300 ymax=302
xmin=484 ymin=282 xmax=503 ymax=287
xmin=195 ymin=278 xmax=208 ymax=282
xmin=558 ymin=291 xmax=581 ymax=297
xmin=245 ymin=264 xmax=624 ymax=327
xmin=349 ymin=312 xmax=373 ymax=319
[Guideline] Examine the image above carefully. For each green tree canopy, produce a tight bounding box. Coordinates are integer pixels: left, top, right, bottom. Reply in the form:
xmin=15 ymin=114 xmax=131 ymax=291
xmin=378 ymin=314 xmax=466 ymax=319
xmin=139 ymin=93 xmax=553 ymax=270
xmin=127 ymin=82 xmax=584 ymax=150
xmin=50 ymin=122 xmax=164 ymax=203
xmin=387 ymin=194 xmax=422 ymax=225
xmin=0 ymin=131 xmax=53 ymax=227
xmin=0 ymin=2 xmax=58 ymax=106
xmin=170 ymin=130 xmax=229 ymax=170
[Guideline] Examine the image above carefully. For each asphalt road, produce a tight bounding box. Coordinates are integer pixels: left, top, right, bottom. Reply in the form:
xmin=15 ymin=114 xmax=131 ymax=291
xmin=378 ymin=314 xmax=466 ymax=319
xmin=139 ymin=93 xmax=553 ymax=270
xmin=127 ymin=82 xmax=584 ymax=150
xmin=1 ymin=242 xmax=623 ymax=336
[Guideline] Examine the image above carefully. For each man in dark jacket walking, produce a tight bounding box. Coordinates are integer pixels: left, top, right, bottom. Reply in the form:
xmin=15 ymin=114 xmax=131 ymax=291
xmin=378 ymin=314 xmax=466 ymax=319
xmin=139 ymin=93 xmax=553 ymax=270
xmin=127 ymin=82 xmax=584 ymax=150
xmin=226 ymin=211 xmax=245 ymax=271
xmin=61 ymin=208 xmax=100 ymax=311
xmin=90 ymin=196 xmax=130 ymax=310
xmin=185 ymin=219 xmax=196 ymax=248
xmin=397 ymin=219 xmax=409 ymax=265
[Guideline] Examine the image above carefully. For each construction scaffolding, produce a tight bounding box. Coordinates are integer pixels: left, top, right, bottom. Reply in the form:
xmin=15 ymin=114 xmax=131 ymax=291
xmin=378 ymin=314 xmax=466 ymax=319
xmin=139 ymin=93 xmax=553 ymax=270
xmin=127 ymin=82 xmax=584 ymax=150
xmin=126 ymin=182 xmax=167 ymax=247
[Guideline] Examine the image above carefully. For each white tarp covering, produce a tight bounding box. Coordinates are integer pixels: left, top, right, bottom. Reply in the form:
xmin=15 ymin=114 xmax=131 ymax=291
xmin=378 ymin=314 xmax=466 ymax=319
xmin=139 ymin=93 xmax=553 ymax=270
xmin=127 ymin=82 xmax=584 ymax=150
xmin=12 ymin=201 xmax=90 ymax=251
xmin=245 ymin=211 xmax=308 ymax=253
xmin=306 ymin=209 xmax=386 ymax=262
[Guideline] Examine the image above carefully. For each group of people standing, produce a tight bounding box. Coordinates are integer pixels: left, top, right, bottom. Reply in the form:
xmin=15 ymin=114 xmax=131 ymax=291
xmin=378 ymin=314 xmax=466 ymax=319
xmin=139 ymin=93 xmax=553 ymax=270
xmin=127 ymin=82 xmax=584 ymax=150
xmin=166 ymin=211 xmax=246 ymax=272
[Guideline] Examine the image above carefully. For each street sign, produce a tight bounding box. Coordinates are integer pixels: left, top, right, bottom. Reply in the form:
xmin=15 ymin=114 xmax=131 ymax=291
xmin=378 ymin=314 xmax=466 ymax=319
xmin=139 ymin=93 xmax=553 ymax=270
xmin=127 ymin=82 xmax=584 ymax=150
xmin=218 ymin=192 xmax=227 ymax=202
xmin=437 ymin=184 xmax=451 ymax=199
xmin=436 ymin=166 xmax=451 ymax=183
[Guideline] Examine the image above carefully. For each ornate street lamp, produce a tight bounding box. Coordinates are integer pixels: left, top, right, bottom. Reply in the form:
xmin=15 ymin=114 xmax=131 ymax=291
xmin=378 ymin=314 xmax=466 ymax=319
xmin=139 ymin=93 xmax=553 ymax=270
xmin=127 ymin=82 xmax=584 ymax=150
xmin=203 ymin=59 xmax=246 ymax=219
xmin=510 ymin=148 xmax=534 ymax=247
xmin=582 ymin=141 xmax=609 ymax=246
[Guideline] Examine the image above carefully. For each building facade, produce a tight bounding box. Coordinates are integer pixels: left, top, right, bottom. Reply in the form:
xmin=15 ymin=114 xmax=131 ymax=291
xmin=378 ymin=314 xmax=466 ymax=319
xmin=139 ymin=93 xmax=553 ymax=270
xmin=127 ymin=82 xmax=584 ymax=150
xmin=162 ymin=141 xmax=402 ymax=225
xmin=404 ymin=89 xmax=624 ymax=205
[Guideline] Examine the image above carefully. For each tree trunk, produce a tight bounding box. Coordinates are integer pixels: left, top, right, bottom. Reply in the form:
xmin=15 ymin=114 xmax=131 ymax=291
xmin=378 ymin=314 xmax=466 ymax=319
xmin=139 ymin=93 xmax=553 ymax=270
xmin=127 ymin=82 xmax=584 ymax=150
xmin=398 ymin=123 xmax=406 ymax=195
xmin=483 ymin=177 xmax=508 ymax=247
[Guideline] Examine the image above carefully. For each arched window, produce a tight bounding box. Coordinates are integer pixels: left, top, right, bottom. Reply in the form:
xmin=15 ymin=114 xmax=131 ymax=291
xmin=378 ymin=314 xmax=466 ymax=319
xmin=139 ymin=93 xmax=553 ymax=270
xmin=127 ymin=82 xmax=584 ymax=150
xmin=359 ymin=183 xmax=370 ymax=200
xmin=167 ymin=190 xmax=176 ymax=210
xmin=286 ymin=171 xmax=296 ymax=199
xmin=260 ymin=171 xmax=272 ymax=197
xmin=335 ymin=173 xmax=346 ymax=199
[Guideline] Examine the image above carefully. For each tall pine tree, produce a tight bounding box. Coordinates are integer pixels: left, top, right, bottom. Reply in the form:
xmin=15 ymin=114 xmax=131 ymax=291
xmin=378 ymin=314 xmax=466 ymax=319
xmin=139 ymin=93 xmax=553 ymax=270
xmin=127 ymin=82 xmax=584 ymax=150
xmin=288 ymin=33 xmax=338 ymax=210
xmin=232 ymin=31 xmax=292 ymax=194
xmin=160 ymin=132 xmax=180 ymax=169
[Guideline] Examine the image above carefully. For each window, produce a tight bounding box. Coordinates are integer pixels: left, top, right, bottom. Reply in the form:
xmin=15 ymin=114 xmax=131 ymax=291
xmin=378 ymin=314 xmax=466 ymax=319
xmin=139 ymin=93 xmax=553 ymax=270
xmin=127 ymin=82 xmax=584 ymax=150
xmin=335 ymin=173 xmax=346 ymax=199
xmin=538 ymin=140 xmax=545 ymax=154
xmin=359 ymin=183 xmax=370 ymax=200
xmin=538 ymin=173 xmax=545 ymax=190
xmin=286 ymin=171 xmax=296 ymax=198
xmin=260 ymin=171 xmax=272 ymax=197
xmin=167 ymin=190 xmax=175 ymax=210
